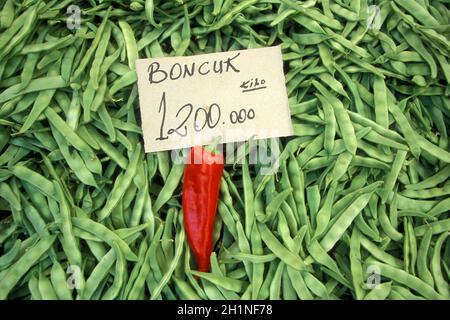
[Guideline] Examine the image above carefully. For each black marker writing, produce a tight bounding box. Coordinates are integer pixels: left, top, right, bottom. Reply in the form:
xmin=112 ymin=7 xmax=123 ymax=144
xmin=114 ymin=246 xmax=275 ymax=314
xmin=147 ymin=53 xmax=241 ymax=84
xmin=225 ymin=52 xmax=241 ymax=72
xmin=155 ymin=93 xmax=255 ymax=141
xmin=240 ymin=77 xmax=267 ymax=93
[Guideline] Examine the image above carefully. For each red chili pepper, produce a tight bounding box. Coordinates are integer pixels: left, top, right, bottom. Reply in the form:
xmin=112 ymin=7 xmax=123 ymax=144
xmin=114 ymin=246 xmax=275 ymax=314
xmin=182 ymin=145 xmax=224 ymax=272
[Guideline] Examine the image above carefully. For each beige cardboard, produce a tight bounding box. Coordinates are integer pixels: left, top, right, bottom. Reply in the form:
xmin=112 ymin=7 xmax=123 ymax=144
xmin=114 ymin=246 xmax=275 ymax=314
xmin=135 ymin=46 xmax=293 ymax=153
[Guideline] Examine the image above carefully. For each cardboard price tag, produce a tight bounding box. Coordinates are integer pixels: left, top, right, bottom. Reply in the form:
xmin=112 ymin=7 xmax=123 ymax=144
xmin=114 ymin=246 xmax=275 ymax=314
xmin=136 ymin=46 xmax=293 ymax=153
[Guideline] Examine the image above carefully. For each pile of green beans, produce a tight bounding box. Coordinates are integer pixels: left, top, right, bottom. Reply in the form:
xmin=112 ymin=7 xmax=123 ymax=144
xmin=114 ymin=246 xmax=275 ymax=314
xmin=0 ymin=0 xmax=449 ymax=300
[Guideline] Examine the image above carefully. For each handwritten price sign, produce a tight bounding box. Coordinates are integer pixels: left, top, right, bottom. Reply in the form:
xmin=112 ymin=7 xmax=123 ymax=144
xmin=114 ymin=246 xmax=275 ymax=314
xmin=136 ymin=46 xmax=293 ymax=153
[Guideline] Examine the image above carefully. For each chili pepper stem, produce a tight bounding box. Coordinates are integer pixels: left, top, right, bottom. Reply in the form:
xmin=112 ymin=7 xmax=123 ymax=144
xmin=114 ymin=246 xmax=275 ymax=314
xmin=203 ymin=136 xmax=222 ymax=155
